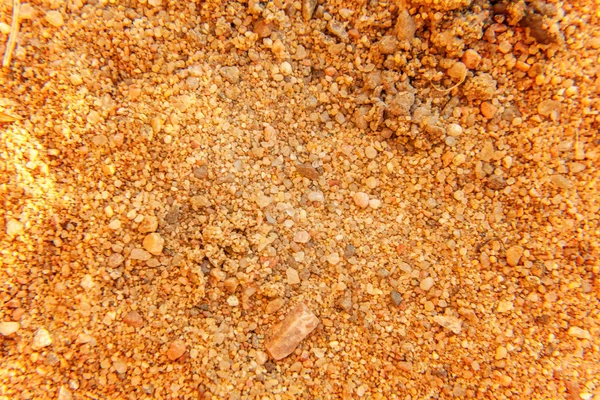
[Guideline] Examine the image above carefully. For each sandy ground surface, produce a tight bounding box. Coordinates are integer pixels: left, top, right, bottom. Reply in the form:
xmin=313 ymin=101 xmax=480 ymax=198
xmin=0 ymin=0 xmax=599 ymax=398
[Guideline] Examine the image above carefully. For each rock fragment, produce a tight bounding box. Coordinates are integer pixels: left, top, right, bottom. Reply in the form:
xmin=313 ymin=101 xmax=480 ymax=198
xmin=433 ymin=315 xmax=463 ymax=334
xmin=219 ymin=66 xmax=240 ymax=84
xmin=265 ymin=303 xmax=319 ymax=360
xmin=123 ymin=311 xmax=144 ymax=328
xmin=302 ymin=0 xmax=317 ymax=20
xmin=296 ymin=163 xmax=320 ymax=180
xmin=32 ymin=328 xmax=52 ymax=350
xmin=0 ymin=321 xmax=20 ymax=336
xmin=143 ymin=233 xmax=164 ymax=255
xmin=166 ymin=339 xmax=186 ymax=361
xmin=506 ymin=245 xmax=524 ymax=266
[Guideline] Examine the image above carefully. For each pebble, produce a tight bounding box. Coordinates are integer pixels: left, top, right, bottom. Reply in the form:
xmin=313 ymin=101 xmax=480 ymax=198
xmin=497 ymin=301 xmax=514 ymax=313
xmin=495 ymin=345 xmax=508 ymax=360
xmin=368 ymin=199 xmax=382 ymax=209
xmin=32 ymin=328 xmax=53 ymax=350
xmin=326 ymin=253 xmax=340 ymax=265
xmin=143 ymin=233 xmax=164 ymax=255
xmin=506 ymin=245 xmax=524 ymax=266
xmin=481 ymin=101 xmax=498 ymax=119
xmin=420 ymin=277 xmax=435 ymax=291
xmin=87 ymin=110 xmax=101 ymax=124
xmin=296 ymin=163 xmax=320 ymax=180
xmin=447 ymin=123 xmax=463 ymax=137
xmin=45 ymin=10 xmax=64 ymax=27
xmin=138 ymin=215 xmax=158 ymax=233
xmin=57 ymin=387 xmax=72 ymax=400
xmin=280 ymin=61 xmax=293 ymax=76
xmin=389 ymin=92 xmax=415 ymax=117
xmin=286 ymin=268 xmax=300 ymax=285
xmin=327 ymin=19 xmax=348 ymax=41
xmin=447 ymin=62 xmax=467 ymax=80
xmin=378 ymin=35 xmax=398 ymax=54
xmin=266 ymin=298 xmax=286 ymax=314
xmin=130 ymin=248 xmax=151 ymax=261
xmin=395 ymin=10 xmax=416 ymax=41
xmin=353 ymin=192 xmax=370 ymax=208
xmin=166 ymin=339 xmax=186 ymax=361
xmin=113 ymin=359 xmax=128 ymax=374
xmin=227 ymin=295 xmax=240 ymax=306
xmin=70 ymin=74 xmax=83 ymax=86
xmin=293 ymin=230 xmax=311 ymax=243
xmin=265 ymin=303 xmax=319 ymax=360
xmin=0 ymin=321 xmax=20 ymax=336
xmin=308 ymin=191 xmax=325 ymax=203
xmin=365 ymin=146 xmax=378 ymax=159
xmin=108 ymin=219 xmax=121 ymax=230
xmin=462 ymin=49 xmax=482 ymax=69
xmin=568 ymin=327 xmax=592 ymax=340
xmin=551 ymin=175 xmax=573 ymax=189
xmin=123 ymin=311 xmax=144 ymax=328
xmin=302 ymin=0 xmax=318 ymax=20
xmin=432 ymin=315 xmax=463 ymax=334
xmin=80 ymin=274 xmax=94 ymax=290
xmin=390 ymin=291 xmax=402 ymax=306
xmin=5 ymin=218 xmax=23 ymax=237
xmin=219 ymin=66 xmax=240 ymax=84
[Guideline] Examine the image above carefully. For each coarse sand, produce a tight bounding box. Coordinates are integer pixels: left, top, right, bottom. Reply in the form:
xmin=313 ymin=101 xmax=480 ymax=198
xmin=0 ymin=0 xmax=599 ymax=398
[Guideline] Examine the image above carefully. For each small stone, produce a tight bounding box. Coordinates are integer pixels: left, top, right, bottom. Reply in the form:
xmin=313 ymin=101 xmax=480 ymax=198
xmin=378 ymin=35 xmax=398 ymax=54
xmin=87 ymin=110 xmax=101 ymax=124
xmin=495 ymin=345 xmax=508 ymax=360
xmin=286 ymin=268 xmax=300 ymax=285
xmin=537 ymin=99 xmax=561 ymax=117
xmin=550 ymin=175 xmax=573 ymax=189
xmin=462 ymin=49 xmax=482 ymax=69
xmin=497 ymin=301 xmax=514 ymax=313
xmin=353 ymin=192 xmax=370 ymax=208
xmin=0 ymin=321 xmax=20 ymax=336
xmin=143 ymin=233 xmax=164 ymax=255
xmin=32 ymin=328 xmax=52 ymax=350
xmin=464 ymin=73 xmax=497 ymax=101
xmin=395 ymin=10 xmax=416 ymax=41
xmin=390 ymin=291 xmax=402 ymax=306
xmin=223 ymin=277 xmax=239 ymax=293
xmin=302 ymin=0 xmax=318 ymax=20
xmin=327 ymin=19 xmax=347 ymax=41
xmin=219 ymin=66 xmax=240 ymax=84
xmin=487 ymin=175 xmax=507 ymax=190
xmin=447 ymin=62 xmax=467 ymax=80
xmin=166 ymin=339 xmax=186 ymax=361
xmin=365 ymin=146 xmax=378 ymax=159
xmin=70 ymin=74 xmax=83 ymax=86
xmin=45 ymin=10 xmax=64 ymax=27
xmin=265 ymin=303 xmax=319 ymax=360
xmin=453 ymin=384 xmax=467 ymax=397
xmin=80 ymin=274 xmax=94 ymax=290
xmin=481 ymin=101 xmax=498 ymax=119
xmin=506 ymin=245 xmax=524 ymax=266
xmin=326 ymin=253 xmax=340 ymax=265
xmin=568 ymin=327 xmax=592 ymax=340
xmin=113 ymin=359 xmax=128 ymax=374
xmin=388 ymin=92 xmax=415 ymax=117
xmin=266 ymin=298 xmax=286 ymax=314
xmin=123 ymin=311 xmax=144 ymax=328
xmin=296 ymin=163 xmax=320 ymax=180
xmin=280 ymin=61 xmax=293 ymax=76
xmin=227 ymin=295 xmax=240 ymax=306
xmin=447 ymin=123 xmax=463 ymax=137
xmin=420 ymin=277 xmax=435 ymax=291
xmin=308 ymin=191 xmax=325 ymax=203
xmin=433 ymin=315 xmax=463 ymax=334
xmin=57 ymin=387 xmax=72 ymax=400
xmin=6 ymin=218 xmax=23 ymax=237
xmin=138 ymin=215 xmax=158 ymax=233
xmin=368 ymin=199 xmax=382 ymax=209
xmin=256 ymin=195 xmax=272 ymax=208
xmin=293 ymin=230 xmax=311 ymax=244
xmin=130 ymin=248 xmax=151 ymax=261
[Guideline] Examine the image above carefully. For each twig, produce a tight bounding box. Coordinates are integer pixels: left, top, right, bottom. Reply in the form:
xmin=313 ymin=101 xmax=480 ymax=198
xmin=2 ymin=0 xmax=21 ymax=68
xmin=431 ymin=73 xmax=466 ymax=94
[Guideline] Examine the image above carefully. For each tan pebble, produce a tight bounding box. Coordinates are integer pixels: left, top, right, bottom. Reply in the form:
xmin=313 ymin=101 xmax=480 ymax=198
xmin=123 ymin=311 xmax=144 ymax=328
xmin=293 ymin=230 xmax=311 ymax=244
xmin=481 ymin=101 xmax=498 ymax=119
xmin=280 ymin=61 xmax=293 ymax=76
xmin=296 ymin=163 xmax=320 ymax=180
xmin=506 ymin=245 xmax=524 ymax=266
xmin=87 ymin=110 xmax=101 ymax=124
xmin=45 ymin=10 xmax=64 ymax=27
xmin=166 ymin=339 xmax=186 ymax=361
xmin=286 ymin=268 xmax=300 ymax=285
xmin=368 ymin=199 xmax=381 ymax=209
xmin=365 ymin=146 xmax=378 ymax=159
xmin=227 ymin=295 xmax=239 ymax=306
xmin=568 ymin=327 xmax=592 ymax=340
xmin=0 ymin=321 xmax=20 ymax=336
xmin=143 ymin=233 xmax=164 ymax=255
xmin=447 ymin=62 xmax=467 ymax=80
xmin=57 ymin=387 xmax=72 ymax=400
xmin=223 ymin=277 xmax=239 ymax=293
xmin=497 ymin=301 xmax=514 ymax=313
xmin=550 ymin=175 xmax=572 ymax=189
xmin=113 ymin=359 xmax=128 ymax=374
xmin=130 ymin=248 xmax=151 ymax=261
xmin=5 ymin=219 xmax=23 ymax=237
xmin=266 ymin=298 xmax=286 ymax=314
xmin=420 ymin=277 xmax=435 ymax=291
xmin=70 ymin=74 xmax=83 ymax=86
xmin=495 ymin=345 xmax=508 ymax=360
xmin=138 ymin=215 xmax=158 ymax=233
xmin=265 ymin=303 xmax=319 ymax=360
xmin=32 ymin=328 xmax=52 ymax=350
xmin=353 ymin=192 xmax=370 ymax=208
xmin=433 ymin=315 xmax=463 ymax=334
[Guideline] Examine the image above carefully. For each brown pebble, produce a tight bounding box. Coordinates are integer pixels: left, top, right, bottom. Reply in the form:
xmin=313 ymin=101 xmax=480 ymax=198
xmin=481 ymin=102 xmax=498 ymax=119
xmin=265 ymin=303 xmax=319 ymax=360
xmin=296 ymin=163 xmax=320 ymax=180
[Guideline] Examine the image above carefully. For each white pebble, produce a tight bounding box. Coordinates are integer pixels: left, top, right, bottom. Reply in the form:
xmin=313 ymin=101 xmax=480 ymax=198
xmin=286 ymin=267 xmax=300 ymax=285
xmin=447 ymin=123 xmax=463 ymax=137
xmin=227 ymin=295 xmax=240 ymax=306
xmin=327 ymin=253 xmax=340 ymax=265
xmin=365 ymin=146 xmax=378 ymax=159
xmin=80 ymin=274 xmax=94 ymax=290
xmin=5 ymin=218 xmax=23 ymax=237
xmin=108 ymin=219 xmax=121 ymax=230
xmin=280 ymin=61 xmax=293 ymax=76
xmin=368 ymin=199 xmax=382 ymax=209
xmin=293 ymin=230 xmax=311 ymax=243
xmin=308 ymin=191 xmax=325 ymax=203
xmin=353 ymin=192 xmax=370 ymax=208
